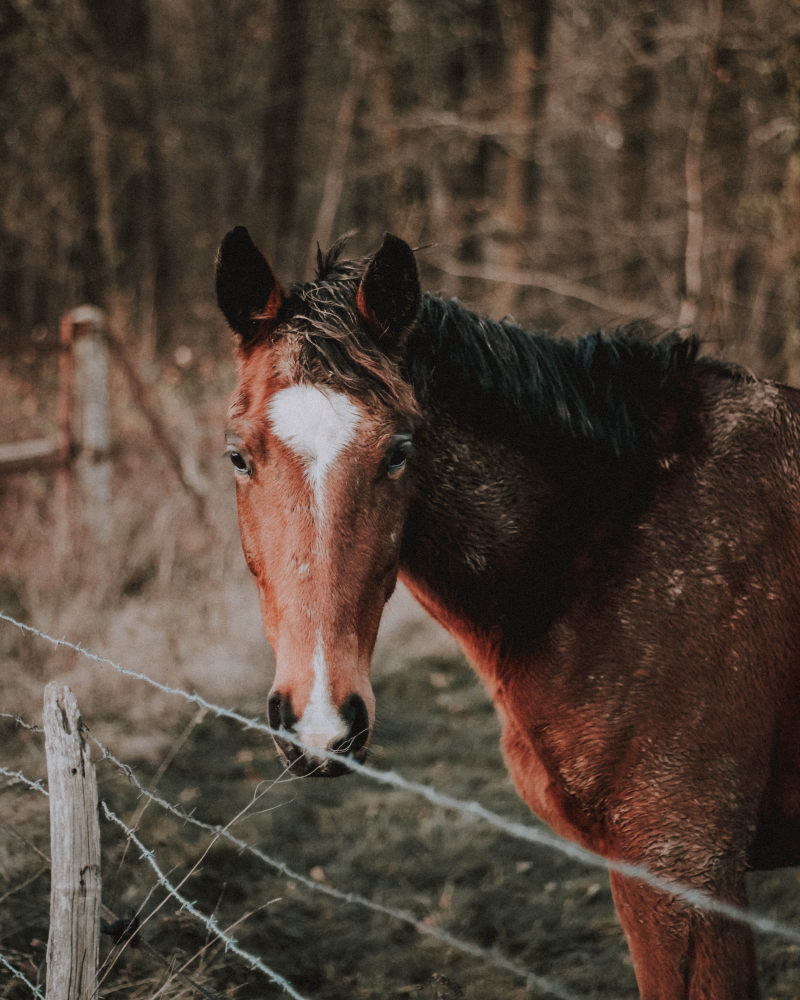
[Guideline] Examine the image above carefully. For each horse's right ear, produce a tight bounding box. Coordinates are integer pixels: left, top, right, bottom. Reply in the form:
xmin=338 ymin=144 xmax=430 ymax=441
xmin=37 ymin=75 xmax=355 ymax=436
xmin=216 ymin=226 xmax=284 ymax=345
xmin=357 ymin=234 xmax=420 ymax=348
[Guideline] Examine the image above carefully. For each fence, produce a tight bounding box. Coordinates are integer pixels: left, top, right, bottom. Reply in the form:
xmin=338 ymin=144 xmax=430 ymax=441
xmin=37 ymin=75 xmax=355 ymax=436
xmin=0 ymin=307 xmax=207 ymax=528
xmin=3 ymin=611 xmax=800 ymax=999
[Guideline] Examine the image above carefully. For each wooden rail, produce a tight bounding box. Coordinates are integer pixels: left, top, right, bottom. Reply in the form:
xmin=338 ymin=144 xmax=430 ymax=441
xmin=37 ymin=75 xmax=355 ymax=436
xmin=0 ymin=437 xmax=64 ymax=473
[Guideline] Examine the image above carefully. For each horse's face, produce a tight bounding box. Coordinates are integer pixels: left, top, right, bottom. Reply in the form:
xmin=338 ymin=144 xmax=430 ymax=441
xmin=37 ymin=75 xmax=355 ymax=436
xmin=216 ymin=228 xmax=420 ymax=775
xmin=227 ymin=372 xmax=414 ymax=775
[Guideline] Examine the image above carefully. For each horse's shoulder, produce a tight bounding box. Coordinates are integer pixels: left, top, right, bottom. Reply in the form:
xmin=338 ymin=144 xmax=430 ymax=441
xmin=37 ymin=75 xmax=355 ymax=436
xmin=698 ymin=372 xmax=800 ymax=451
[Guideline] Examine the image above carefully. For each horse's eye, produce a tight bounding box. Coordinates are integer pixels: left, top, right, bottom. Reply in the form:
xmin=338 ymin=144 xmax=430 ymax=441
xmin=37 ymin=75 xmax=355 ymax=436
xmin=386 ymin=435 xmax=413 ymax=480
xmin=229 ymin=450 xmax=251 ymax=476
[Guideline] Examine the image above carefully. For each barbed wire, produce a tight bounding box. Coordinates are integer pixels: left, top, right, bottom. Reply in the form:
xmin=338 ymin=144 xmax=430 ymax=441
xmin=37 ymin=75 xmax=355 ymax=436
xmin=91 ymin=731 xmax=581 ymax=1000
xmin=0 ymin=731 xmax=580 ymax=997
xmin=0 ymin=766 xmax=47 ymax=1000
xmin=100 ymin=802 xmax=311 ymax=1000
xmin=0 ymin=953 xmax=45 ymax=999
xmin=0 ymin=711 xmax=43 ymax=733
xmin=0 ymin=757 xmax=249 ymax=1000
xmin=3 ymin=609 xmax=800 ymax=946
xmin=0 ymin=766 xmax=48 ymax=796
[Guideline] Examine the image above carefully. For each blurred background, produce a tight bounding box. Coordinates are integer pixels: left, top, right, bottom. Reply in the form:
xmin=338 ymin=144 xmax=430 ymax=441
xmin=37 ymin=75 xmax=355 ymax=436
xmin=3 ymin=2 xmax=800 ymax=998
xmin=2 ymin=0 xmax=799 ymax=363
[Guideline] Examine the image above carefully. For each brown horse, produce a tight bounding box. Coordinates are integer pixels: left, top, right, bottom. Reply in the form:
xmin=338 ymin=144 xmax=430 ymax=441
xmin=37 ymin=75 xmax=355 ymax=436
xmin=216 ymin=226 xmax=800 ymax=998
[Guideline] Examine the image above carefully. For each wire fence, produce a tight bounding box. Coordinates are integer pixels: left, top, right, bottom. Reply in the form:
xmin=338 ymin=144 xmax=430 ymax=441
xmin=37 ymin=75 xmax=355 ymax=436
xmin=90 ymin=733 xmax=575 ymax=997
xmin=2 ymin=608 xmax=800 ymax=999
xmin=0 ymin=954 xmax=45 ymax=1000
xmin=4 ymin=734 xmax=583 ymax=1000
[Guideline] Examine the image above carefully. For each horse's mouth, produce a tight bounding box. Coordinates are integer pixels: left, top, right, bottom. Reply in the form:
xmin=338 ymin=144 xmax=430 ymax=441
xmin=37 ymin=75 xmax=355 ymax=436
xmin=273 ymin=734 xmax=368 ymax=778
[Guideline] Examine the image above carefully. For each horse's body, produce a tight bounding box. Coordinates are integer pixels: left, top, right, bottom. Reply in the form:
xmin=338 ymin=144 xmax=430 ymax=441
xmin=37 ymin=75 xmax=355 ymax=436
xmin=216 ymin=227 xmax=800 ymax=998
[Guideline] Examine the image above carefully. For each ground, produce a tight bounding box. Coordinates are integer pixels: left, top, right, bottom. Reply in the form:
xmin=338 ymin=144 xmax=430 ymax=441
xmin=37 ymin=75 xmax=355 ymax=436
xmin=2 ymin=584 xmax=800 ymax=999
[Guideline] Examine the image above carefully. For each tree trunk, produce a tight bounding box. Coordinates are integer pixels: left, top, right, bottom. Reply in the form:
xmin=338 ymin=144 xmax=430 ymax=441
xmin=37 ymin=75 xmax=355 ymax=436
xmin=491 ymin=0 xmax=551 ymax=318
xmin=260 ymin=0 xmax=310 ymax=273
xmin=619 ymin=8 xmax=658 ymax=293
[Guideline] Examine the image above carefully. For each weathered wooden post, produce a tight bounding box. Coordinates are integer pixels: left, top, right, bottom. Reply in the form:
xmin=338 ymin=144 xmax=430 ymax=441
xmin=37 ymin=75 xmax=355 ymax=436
xmin=71 ymin=306 xmax=111 ymax=539
xmin=44 ymin=682 xmax=101 ymax=1000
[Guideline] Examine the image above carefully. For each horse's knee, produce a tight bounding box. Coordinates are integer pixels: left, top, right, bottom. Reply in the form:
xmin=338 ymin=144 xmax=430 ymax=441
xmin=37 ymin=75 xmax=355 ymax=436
xmin=609 ymin=873 xmax=760 ymax=1000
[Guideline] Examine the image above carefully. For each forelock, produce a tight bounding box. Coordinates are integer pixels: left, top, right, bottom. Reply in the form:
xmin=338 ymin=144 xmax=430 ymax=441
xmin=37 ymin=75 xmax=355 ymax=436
xmin=271 ymin=246 xmax=419 ymax=422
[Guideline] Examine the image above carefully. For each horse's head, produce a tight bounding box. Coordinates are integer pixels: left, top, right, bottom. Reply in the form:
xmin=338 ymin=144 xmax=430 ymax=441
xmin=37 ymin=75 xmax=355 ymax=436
xmin=216 ymin=227 xmax=421 ymax=775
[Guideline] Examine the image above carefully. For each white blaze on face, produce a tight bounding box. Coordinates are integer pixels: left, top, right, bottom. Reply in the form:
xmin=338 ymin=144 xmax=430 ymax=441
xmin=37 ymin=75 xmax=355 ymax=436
xmin=268 ymin=384 xmax=361 ymax=518
xmin=295 ymin=632 xmax=349 ymax=754
xmin=268 ymin=384 xmax=362 ymax=754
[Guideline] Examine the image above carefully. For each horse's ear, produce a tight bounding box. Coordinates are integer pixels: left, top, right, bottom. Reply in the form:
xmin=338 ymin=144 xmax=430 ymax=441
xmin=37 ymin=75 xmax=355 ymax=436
xmin=357 ymin=234 xmax=420 ymax=347
xmin=216 ymin=226 xmax=284 ymax=345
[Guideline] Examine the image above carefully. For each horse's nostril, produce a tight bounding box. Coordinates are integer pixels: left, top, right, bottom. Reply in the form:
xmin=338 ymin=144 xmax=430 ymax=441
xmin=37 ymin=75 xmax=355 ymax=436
xmin=268 ymin=692 xmax=304 ymax=769
xmin=267 ymin=693 xmax=281 ymax=732
xmin=334 ymin=694 xmax=371 ymax=756
xmin=269 ymin=689 xmax=368 ymax=774
xmin=268 ymin=692 xmax=298 ymax=733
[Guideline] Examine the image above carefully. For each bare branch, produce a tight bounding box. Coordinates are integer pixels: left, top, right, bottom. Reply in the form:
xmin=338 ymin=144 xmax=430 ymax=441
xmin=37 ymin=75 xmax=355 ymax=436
xmin=429 ymin=258 xmax=670 ymax=325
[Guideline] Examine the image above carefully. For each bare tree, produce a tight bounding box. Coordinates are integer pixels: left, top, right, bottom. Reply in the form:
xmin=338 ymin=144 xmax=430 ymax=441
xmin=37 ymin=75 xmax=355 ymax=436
xmin=1 ymin=0 xmax=798 ymax=373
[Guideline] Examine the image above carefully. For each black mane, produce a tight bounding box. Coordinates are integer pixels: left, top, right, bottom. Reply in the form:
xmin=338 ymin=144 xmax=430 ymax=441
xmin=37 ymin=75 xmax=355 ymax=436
xmin=406 ymin=295 xmax=734 ymax=460
xmin=285 ymin=242 xmax=740 ymax=461
xmin=257 ymin=240 xmax=747 ymax=638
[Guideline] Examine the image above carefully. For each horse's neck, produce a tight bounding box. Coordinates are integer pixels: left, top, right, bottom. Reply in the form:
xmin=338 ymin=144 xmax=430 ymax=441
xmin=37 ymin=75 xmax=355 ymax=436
xmin=398 ymin=303 xmax=696 ymax=655
xmin=399 ymin=401 xmax=659 ymax=662
xmin=399 ymin=399 xmax=557 ymax=654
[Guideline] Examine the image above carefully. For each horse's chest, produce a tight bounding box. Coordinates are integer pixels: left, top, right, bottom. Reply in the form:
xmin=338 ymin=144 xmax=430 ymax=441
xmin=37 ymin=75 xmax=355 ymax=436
xmin=496 ymin=700 xmax=609 ymax=851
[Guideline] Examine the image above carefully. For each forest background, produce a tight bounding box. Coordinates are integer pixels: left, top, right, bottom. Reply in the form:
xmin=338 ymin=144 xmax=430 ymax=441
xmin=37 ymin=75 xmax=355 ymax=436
xmin=3 ymin=0 xmax=800 ymax=371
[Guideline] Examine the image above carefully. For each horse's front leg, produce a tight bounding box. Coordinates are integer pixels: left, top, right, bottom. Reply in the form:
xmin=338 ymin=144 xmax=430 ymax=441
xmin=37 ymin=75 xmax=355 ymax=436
xmin=609 ymin=871 xmax=760 ymax=999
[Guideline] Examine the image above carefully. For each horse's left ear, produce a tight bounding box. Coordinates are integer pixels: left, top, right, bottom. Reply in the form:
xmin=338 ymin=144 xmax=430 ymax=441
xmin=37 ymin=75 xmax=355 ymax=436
xmin=216 ymin=226 xmax=284 ymax=345
xmin=357 ymin=234 xmax=420 ymax=346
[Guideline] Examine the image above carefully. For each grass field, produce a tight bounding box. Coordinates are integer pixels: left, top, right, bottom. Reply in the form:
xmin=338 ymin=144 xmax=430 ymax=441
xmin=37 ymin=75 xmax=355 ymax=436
xmin=2 ymin=351 xmax=800 ymax=999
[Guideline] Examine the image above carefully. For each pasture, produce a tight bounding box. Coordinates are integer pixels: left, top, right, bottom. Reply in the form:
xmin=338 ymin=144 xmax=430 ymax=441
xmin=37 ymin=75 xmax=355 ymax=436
xmin=2 ymin=342 xmax=800 ymax=998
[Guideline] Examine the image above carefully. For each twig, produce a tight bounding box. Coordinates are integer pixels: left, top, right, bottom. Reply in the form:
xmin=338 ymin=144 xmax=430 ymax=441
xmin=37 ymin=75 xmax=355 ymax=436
xmin=100 ymin=803 xmax=311 ymax=1000
xmin=310 ymin=40 xmax=367 ymax=268
xmin=112 ymin=706 xmax=207 ymax=887
xmin=0 ymin=866 xmax=49 ymax=907
xmin=102 ymin=322 xmax=209 ymax=520
xmin=98 ymin=742 xmax=295 ymax=987
xmin=92 ymin=735 xmax=579 ymax=999
xmin=429 ymin=257 xmax=669 ymax=324
xmin=0 ymin=818 xmax=51 ymax=864
xmin=679 ymin=0 xmax=723 ymax=326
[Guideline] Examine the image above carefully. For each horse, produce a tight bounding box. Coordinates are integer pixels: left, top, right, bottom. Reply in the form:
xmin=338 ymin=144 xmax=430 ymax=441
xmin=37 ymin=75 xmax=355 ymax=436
xmin=215 ymin=225 xmax=800 ymax=999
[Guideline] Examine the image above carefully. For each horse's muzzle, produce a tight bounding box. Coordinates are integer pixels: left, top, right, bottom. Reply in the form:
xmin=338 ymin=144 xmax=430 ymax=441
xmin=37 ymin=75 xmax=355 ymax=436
xmin=267 ymin=691 xmax=371 ymax=777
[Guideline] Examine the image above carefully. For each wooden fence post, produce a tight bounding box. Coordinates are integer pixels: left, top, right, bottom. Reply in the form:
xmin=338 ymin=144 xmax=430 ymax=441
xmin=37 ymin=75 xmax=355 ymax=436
xmin=71 ymin=306 xmax=111 ymax=538
xmin=44 ymin=682 xmax=101 ymax=1000
xmin=55 ymin=311 xmax=75 ymax=550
